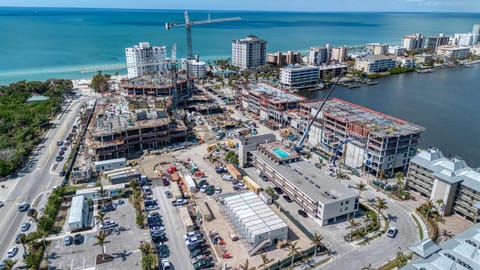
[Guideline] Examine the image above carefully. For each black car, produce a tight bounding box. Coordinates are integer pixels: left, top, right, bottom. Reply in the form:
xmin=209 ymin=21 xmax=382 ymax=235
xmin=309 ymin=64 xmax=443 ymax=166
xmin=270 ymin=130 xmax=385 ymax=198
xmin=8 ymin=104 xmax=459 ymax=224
xmin=283 ymin=195 xmax=293 ymax=203
xmin=273 ymin=187 xmax=284 ymax=194
xmin=27 ymin=208 xmax=37 ymax=217
xmin=59 ymin=170 xmax=66 ymax=177
xmin=152 ymin=234 xmax=168 ymax=243
xmin=156 ymin=243 xmax=170 ymax=258
xmin=56 ymin=156 xmax=63 ymax=162
xmin=74 ymin=233 xmax=83 ymax=245
xmin=298 ymin=209 xmax=308 ymax=218
xmin=190 ymin=247 xmax=209 ymax=258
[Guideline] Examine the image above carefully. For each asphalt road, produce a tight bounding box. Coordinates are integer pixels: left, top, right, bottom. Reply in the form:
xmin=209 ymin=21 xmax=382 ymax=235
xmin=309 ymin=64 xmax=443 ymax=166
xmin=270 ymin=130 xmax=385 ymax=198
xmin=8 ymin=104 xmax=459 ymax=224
xmin=0 ymin=96 xmax=87 ymax=260
xmin=153 ymin=186 xmax=194 ymax=270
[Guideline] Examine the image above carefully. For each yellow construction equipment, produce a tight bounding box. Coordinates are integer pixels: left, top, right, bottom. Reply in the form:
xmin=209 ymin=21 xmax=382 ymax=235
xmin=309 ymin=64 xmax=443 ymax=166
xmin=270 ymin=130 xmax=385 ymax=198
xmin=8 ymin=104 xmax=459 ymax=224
xmin=227 ymin=140 xmax=235 ymax=148
xmin=207 ymin=144 xmax=217 ymax=152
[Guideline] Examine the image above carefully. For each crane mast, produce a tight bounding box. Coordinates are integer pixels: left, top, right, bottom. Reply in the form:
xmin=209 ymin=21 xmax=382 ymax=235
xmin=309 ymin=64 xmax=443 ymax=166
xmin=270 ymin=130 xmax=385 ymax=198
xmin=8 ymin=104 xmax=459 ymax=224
xmin=294 ymin=71 xmax=346 ymax=152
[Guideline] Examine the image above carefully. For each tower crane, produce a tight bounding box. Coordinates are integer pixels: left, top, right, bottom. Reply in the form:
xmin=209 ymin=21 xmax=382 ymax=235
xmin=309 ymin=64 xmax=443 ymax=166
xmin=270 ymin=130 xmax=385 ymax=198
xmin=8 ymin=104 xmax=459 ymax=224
xmin=294 ymin=71 xmax=346 ymax=153
xmin=165 ymin=11 xmax=241 ymax=59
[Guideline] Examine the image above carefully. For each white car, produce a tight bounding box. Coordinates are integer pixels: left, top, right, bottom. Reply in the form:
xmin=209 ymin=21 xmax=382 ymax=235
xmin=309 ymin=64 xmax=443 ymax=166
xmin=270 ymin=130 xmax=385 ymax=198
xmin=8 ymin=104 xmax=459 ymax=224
xmin=161 ymin=259 xmax=171 ymax=270
xmin=199 ymin=184 xmax=209 ymax=193
xmin=387 ymin=226 xmax=398 ymax=238
xmin=101 ymin=220 xmax=118 ymax=230
xmin=222 ymin=174 xmax=233 ymax=181
xmin=7 ymin=246 xmax=18 ymax=258
xmin=183 ymin=232 xmax=197 ymax=240
xmin=185 ymin=236 xmax=199 ymax=245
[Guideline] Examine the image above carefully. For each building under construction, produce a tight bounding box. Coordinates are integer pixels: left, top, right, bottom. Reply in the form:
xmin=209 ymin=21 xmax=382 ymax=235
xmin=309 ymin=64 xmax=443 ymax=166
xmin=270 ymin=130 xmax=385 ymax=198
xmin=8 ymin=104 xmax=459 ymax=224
xmin=86 ymin=96 xmax=187 ymax=161
xmin=289 ymin=98 xmax=425 ymax=177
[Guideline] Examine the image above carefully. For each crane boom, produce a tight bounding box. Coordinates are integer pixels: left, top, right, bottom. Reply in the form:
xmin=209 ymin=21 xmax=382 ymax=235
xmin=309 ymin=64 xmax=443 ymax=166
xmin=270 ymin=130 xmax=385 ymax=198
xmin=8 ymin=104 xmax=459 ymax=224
xmin=294 ymin=71 xmax=346 ymax=152
xmin=165 ymin=11 xmax=241 ymax=58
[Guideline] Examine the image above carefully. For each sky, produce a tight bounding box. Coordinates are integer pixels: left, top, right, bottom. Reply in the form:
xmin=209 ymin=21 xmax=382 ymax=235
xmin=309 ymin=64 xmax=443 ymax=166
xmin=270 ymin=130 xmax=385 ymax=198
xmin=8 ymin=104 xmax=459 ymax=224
xmin=2 ymin=0 xmax=480 ymax=12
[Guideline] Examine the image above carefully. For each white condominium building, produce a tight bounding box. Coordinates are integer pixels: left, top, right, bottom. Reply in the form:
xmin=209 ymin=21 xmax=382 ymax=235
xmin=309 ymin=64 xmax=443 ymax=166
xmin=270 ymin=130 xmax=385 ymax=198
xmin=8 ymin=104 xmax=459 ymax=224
xmin=366 ymin=43 xmax=389 ymax=55
xmin=402 ymin=33 xmax=425 ymax=51
xmin=330 ymin=46 xmax=348 ymax=62
xmin=354 ymin=55 xmax=396 ymax=73
xmin=280 ymin=65 xmax=319 ymax=89
xmin=125 ymin=42 xmax=167 ymax=79
xmin=308 ymin=46 xmax=329 ymax=66
xmin=181 ymin=58 xmax=206 ymax=79
xmin=453 ymin=33 xmax=477 ymax=47
xmin=436 ymin=45 xmax=470 ymax=60
xmin=232 ymin=35 xmax=267 ymax=70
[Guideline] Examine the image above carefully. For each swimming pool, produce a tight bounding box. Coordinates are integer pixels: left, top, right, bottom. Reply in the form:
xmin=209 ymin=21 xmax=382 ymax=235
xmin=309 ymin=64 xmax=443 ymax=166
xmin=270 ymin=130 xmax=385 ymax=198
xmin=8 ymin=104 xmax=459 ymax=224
xmin=272 ymin=148 xmax=290 ymax=159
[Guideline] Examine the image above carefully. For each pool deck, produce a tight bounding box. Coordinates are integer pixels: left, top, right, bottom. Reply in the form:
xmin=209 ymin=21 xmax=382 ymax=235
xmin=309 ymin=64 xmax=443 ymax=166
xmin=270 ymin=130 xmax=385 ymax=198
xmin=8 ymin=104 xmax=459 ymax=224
xmin=258 ymin=141 xmax=299 ymax=162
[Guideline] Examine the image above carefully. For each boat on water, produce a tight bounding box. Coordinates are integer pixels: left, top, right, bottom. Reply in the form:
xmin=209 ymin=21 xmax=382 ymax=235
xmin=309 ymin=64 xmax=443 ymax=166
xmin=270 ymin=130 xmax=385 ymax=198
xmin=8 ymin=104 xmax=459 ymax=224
xmin=366 ymin=80 xmax=378 ymax=85
xmin=348 ymin=83 xmax=361 ymax=89
xmin=415 ymin=68 xmax=432 ymax=73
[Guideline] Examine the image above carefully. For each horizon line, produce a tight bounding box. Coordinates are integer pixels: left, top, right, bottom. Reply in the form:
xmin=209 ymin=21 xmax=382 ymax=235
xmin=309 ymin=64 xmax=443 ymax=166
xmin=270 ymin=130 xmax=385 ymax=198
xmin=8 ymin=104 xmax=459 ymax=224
xmin=2 ymin=6 xmax=480 ymax=14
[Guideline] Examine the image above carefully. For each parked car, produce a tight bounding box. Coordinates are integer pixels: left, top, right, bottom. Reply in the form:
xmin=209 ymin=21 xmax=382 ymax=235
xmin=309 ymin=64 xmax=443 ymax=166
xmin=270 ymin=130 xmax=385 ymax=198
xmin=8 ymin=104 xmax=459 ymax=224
xmin=56 ymin=140 xmax=63 ymax=146
xmin=283 ymin=195 xmax=293 ymax=203
xmin=222 ymin=174 xmax=233 ymax=181
xmin=215 ymin=187 xmax=222 ymax=194
xmin=56 ymin=156 xmax=63 ymax=162
xmin=387 ymin=226 xmax=398 ymax=238
xmin=20 ymin=222 xmax=31 ymax=232
xmin=101 ymin=204 xmax=115 ymax=212
xmin=199 ymin=184 xmax=209 ymax=193
xmin=7 ymin=246 xmax=18 ymax=258
xmin=59 ymin=170 xmax=66 ymax=177
xmin=298 ymin=209 xmax=308 ymax=218
xmin=64 ymin=235 xmax=73 ymax=246
xmin=165 ymin=190 xmax=172 ymax=198
xmin=273 ymin=187 xmax=284 ymax=194
xmin=190 ymin=247 xmax=209 ymax=258
xmin=143 ymin=187 xmax=153 ymax=195
xmin=101 ymin=220 xmax=118 ymax=230
xmin=18 ymin=202 xmax=30 ymax=212
xmin=161 ymin=259 xmax=172 ymax=270
xmin=156 ymin=243 xmax=170 ymax=258
xmin=172 ymin=199 xmax=188 ymax=206
xmin=162 ymin=178 xmax=170 ymax=186
xmin=194 ymin=259 xmax=214 ymax=270
xmin=74 ymin=234 xmax=83 ymax=245
xmin=146 ymin=204 xmax=160 ymax=211
xmin=27 ymin=208 xmax=36 ymax=217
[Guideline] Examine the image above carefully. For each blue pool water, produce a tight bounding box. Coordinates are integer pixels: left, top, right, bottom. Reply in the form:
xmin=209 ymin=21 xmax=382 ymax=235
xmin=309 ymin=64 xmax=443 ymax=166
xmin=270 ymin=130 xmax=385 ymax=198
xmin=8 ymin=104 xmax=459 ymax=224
xmin=273 ymin=148 xmax=290 ymax=159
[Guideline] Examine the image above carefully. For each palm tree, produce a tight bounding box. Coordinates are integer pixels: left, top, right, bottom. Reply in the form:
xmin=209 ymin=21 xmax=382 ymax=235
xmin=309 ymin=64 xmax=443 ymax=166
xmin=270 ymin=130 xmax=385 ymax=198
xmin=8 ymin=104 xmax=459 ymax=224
xmin=19 ymin=234 xmax=29 ymax=256
xmin=395 ymin=172 xmax=405 ymax=189
xmin=435 ymin=199 xmax=444 ymax=217
xmin=362 ymin=212 xmax=372 ymax=234
xmin=239 ymin=259 xmax=256 ymax=270
xmin=98 ymin=183 xmax=108 ymax=208
xmin=94 ymin=230 xmax=108 ymax=260
xmin=258 ymin=254 xmax=273 ymax=270
xmin=2 ymin=259 xmax=16 ymax=270
xmin=311 ymin=232 xmax=324 ymax=257
xmin=355 ymin=182 xmax=367 ymax=199
xmin=95 ymin=211 xmax=107 ymax=228
xmin=287 ymin=241 xmax=301 ymax=268
xmin=346 ymin=218 xmax=360 ymax=242
xmin=439 ymin=229 xmax=454 ymax=242
xmin=421 ymin=200 xmax=436 ymax=220
xmin=265 ymin=187 xmax=276 ymax=198
xmin=373 ymin=197 xmax=388 ymax=223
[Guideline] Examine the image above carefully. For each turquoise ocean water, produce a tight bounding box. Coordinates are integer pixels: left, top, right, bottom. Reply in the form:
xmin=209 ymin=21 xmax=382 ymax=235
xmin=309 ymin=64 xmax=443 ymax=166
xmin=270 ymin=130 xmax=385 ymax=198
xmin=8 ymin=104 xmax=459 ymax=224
xmin=1 ymin=7 xmax=480 ymax=83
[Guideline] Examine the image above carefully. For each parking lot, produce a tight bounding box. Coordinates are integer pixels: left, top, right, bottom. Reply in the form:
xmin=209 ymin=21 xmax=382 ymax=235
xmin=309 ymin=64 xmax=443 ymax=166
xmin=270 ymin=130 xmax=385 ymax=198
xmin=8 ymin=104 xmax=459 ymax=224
xmin=48 ymin=200 xmax=149 ymax=270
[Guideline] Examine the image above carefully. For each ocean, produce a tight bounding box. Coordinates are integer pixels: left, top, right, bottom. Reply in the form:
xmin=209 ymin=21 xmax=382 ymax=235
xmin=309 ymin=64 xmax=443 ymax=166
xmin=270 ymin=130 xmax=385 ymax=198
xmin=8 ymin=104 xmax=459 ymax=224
xmin=1 ymin=7 xmax=479 ymax=166
xmin=0 ymin=7 xmax=479 ymax=82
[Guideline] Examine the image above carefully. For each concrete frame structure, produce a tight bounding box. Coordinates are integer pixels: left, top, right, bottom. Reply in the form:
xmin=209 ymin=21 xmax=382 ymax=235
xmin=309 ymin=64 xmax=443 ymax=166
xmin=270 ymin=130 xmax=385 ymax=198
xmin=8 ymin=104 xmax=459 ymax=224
xmin=406 ymin=148 xmax=480 ymax=222
xmin=354 ymin=55 xmax=397 ymax=73
xmin=279 ymin=65 xmax=319 ymax=90
xmin=232 ymin=35 xmax=267 ymax=70
xmin=288 ymin=98 xmax=424 ymax=177
xmin=240 ymin=83 xmax=305 ymax=127
xmin=120 ymin=76 xmax=193 ymax=103
xmin=223 ymin=192 xmax=288 ymax=246
xmin=125 ymin=42 xmax=167 ymax=79
xmin=87 ymin=97 xmax=187 ymax=161
xmin=239 ymin=138 xmax=358 ymax=226
xmin=402 ymin=223 xmax=480 ymax=270
xmin=68 ymin=195 xmax=89 ymax=231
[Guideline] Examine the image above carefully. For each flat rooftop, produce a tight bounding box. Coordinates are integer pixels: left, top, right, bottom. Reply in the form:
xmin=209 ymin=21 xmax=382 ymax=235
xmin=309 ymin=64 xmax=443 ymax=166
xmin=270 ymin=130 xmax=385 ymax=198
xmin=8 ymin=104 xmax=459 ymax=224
xmin=246 ymin=83 xmax=305 ymax=104
xmin=259 ymin=141 xmax=300 ymax=162
xmin=303 ymin=98 xmax=425 ymax=137
xmin=251 ymin=149 xmax=357 ymax=203
xmin=120 ymin=75 xmax=187 ymax=89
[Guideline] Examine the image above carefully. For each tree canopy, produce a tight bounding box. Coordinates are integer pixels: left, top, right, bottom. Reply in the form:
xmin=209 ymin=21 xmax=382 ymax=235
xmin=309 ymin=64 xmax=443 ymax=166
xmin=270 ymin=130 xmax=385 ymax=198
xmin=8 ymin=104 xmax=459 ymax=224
xmin=0 ymin=79 xmax=72 ymax=176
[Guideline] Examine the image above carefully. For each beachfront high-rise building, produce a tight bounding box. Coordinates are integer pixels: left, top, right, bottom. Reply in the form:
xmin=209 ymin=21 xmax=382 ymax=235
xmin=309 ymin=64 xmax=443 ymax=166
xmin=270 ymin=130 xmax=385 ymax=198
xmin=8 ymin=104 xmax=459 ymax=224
xmin=181 ymin=58 xmax=206 ymax=79
xmin=473 ymin=24 xmax=480 ymax=44
xmin=267 ymin=51 xmax=301 ymax=66
xmin=402 ymin=33 xmax=425 ymax=51
xmin=453 ymin=33 xmax=476 ymax=47
xmin=366 ymin=43 xmax=389 ymax=55
xmin=232 ymin=35 xmax=267 ymax=70
xmin=125 ymin=42 xmax=167 ymax=79
xmin=308 ymin=46 xmax=329 ymax=66
xmin=330 ymin=46 xmax=348 ymax=62
xmin=426 ymin=34 xmax=450 ymax=50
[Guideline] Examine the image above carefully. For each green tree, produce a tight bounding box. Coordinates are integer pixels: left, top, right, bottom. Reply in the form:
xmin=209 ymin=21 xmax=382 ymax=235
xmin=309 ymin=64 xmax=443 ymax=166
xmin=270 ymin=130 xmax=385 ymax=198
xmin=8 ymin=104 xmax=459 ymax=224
xmin=137 ymin=213 xmax=145 ymax=228
xmin=2 ymin=259 xmax=16 ymax=270
xmin=394 ymin=250 xmax=408 ymax=268
xmin=258 ymin=254 xmax=273 ymax=270
xmin=90 ymin=72 xmax=109 ymax=92
xmin=347 ymin=218 xmax=360 ymax=242
xmin=395 ymin=172 xmax=405 ymax=189
xmin=94 ymin=230 xmax=108 ymax=259
xmin=355 ymin=181 xmax=367 ymax=199
xmin=362 ymin=212 xmax=372 ymax=234
xmin=95 ymin=211 xmax=107 ymax=228
xmin=435 ymin=199 xmax=444 ymax=217
xmin=239 ymin=259 xmax=256 ymax=270
xmin=373 ymin=197 xmax=388 ymax=224
xmin=265 ymin=187 xmax=276 ymax=199
xmin=287 ymin=241 xmax=300 ymax=268
xmin=311 ymin=232 xmax=324 ymax=257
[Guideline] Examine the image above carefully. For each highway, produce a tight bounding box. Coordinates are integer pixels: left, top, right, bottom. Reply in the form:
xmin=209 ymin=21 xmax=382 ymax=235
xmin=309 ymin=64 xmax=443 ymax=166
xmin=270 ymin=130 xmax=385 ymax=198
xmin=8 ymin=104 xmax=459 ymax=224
xmin=0 ymin=95 xmax=89 ymax=261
